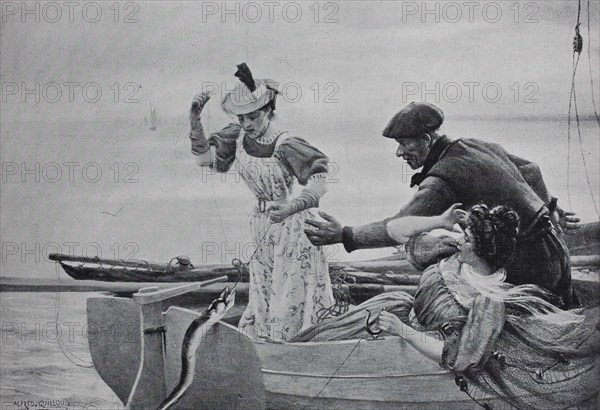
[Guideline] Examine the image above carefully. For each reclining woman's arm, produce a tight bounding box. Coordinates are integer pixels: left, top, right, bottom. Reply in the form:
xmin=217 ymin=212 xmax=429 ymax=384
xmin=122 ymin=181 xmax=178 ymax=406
xmin=378 ymin=311 xmax=444 ymax=363
xmin=386 ymin=203 xmax=465 ymax=243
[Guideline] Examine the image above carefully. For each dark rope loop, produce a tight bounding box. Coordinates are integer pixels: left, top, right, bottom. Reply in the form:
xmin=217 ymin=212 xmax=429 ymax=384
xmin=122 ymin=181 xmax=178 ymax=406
xmin=364 ymin=308 xmax=383 ymax=338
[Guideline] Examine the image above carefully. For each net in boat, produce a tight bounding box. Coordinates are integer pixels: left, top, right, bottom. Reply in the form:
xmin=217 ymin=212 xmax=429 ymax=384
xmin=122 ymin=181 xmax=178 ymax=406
xmin=452 ymin=307 xmax=600 ymax=410
xmin=314 ymin=268 xmax=356 ymax=323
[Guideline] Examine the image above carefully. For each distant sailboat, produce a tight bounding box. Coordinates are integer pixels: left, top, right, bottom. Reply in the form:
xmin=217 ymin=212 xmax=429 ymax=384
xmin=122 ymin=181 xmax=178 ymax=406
xmin=149 ymin=103 xmax=158 ymax=131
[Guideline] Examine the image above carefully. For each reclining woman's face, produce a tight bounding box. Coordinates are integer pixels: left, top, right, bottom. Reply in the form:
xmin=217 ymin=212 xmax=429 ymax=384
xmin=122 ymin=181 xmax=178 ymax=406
xmin=237 ymin=107 xmax=271 ymax=139
xmin=457 ymin=228 xmax=479 ymax=266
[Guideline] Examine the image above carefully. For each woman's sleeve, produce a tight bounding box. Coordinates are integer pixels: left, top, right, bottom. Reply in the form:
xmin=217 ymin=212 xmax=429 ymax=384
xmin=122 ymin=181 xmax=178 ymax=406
xmin=275 ymin=136 xmax=329 ymax=185
xmin=442 ymin=294 xmax=505 ymax=372
xmin=208 ymin=123 xmax=241 ymax=172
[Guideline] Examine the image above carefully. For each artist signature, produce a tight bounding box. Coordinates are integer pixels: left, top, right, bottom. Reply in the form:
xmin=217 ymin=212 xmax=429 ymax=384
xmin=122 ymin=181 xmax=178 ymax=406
xmin=9 ymin=400 xmax=121 ymax=410
xmin=11 ymin=400 xmax=71 ymax=410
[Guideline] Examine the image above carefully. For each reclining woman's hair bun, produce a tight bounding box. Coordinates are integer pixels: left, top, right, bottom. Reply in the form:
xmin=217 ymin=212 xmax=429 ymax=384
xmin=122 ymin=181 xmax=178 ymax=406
xmin=467 ymin=204 xmax=520 ymax=270
xmin=490 ymin=206 xmax=520 ymax=237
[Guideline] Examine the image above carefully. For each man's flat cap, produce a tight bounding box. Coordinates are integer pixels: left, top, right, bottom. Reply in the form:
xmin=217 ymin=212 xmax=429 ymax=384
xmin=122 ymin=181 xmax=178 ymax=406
xmin=382 ymin=102 xmax=444 ymax=139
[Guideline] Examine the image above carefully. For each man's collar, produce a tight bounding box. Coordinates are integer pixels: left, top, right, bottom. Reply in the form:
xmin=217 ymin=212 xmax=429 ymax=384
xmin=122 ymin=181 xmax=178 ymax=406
xmin=410 ymin=135 xmax=453 ymax=187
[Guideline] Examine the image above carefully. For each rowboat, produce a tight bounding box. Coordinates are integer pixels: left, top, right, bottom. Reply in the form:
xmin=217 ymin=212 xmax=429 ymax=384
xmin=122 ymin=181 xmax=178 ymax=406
xmin=89 ymin=279 xmax=513 ymax=410
xmin=89 ymin=271 xmax=600 ymax=410
xmin=63 ymin=222 xmax=599 ymax=408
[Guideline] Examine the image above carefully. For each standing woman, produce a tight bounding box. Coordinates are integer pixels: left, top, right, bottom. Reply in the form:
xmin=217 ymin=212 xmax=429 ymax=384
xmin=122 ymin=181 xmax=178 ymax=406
xmin=189 ymin=64 xmax=335 ymax=341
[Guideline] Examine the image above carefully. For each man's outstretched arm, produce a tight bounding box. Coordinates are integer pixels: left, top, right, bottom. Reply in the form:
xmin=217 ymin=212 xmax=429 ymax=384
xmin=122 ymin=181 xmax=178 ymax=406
xmin=305 ymin=177 xmax=455 ymax=252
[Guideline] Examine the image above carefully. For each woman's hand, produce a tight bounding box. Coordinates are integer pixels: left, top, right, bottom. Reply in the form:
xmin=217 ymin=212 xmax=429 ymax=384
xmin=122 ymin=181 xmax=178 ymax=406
xmin=268 ymin=203 xmax=294 ymax=223
xmin=190 ymin=92 xmax=211 ymax=130
xmin=378 ymin=311 xmax=413 ymax=339
xmin=190 ymin=93 xmax=209 ymax=130
xmin=189 ymin=92 xmax=212 ymax=155
xmin=440 ymin=203 xmax=468 ymax=231
xmin=380 ymin=311 xmax=444 ymax=363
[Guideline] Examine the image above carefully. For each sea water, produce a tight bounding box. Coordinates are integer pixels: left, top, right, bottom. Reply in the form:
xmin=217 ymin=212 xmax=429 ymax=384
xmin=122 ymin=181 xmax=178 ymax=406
xmin=1 ymin=117 xmax=598 ymax=405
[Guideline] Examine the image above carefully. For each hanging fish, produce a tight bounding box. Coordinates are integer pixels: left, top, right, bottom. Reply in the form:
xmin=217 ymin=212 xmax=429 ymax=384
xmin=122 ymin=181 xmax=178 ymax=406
xmin=157 ymin=286 xmax=236 ymax=410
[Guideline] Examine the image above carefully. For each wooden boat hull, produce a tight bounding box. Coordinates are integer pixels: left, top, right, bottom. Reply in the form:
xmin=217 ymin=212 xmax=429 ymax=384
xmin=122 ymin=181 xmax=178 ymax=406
xmin=253 ymin=337 xmax=476 ymax=409
xmin=88 ymin=295 xmax=512 ymax=409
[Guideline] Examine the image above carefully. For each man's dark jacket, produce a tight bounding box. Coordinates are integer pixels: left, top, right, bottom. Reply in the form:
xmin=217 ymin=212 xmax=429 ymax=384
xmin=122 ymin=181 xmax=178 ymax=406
xmin=343 ymin=136 xmax=578 ymax=307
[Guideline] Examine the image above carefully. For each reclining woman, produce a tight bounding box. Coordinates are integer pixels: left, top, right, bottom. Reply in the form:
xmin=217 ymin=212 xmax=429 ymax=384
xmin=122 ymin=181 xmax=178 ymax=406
xmin=292 ymin=203 xmax=599 ymax=409
xmin=189 ymin=63 xmax=334 ymax=341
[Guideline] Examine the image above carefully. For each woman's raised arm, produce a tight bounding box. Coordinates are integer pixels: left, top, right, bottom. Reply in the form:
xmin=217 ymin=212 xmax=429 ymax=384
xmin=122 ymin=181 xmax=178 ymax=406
xmin=189 ymin=92 xmax=214 ymax=167
xmin=385 ymin=203 xmax=466 ymax=243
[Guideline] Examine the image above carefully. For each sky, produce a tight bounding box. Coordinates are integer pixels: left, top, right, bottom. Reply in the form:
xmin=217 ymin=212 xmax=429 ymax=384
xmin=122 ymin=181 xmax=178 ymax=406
xmin=1 ymin=0 xmax=599 ymax=124
xmin=0 ymin=1 xmax=599 ymax=277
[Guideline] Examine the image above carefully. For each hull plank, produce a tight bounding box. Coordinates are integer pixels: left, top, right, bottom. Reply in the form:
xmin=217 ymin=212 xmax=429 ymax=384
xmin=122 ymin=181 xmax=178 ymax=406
xmin=255 ymin=338 xmax=469 ymax=404
xmin=86 ymin=297 xmax=141 ymax=404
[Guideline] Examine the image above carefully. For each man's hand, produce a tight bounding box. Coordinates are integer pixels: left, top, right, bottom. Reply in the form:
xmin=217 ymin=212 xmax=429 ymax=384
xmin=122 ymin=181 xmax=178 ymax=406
xmin=304 ymin=211 xmax=343 ymax=246
xmin=267 ymin=204 xmax=294 ymax=224
xmin=559 ymin=210 xmax=580 ymax=232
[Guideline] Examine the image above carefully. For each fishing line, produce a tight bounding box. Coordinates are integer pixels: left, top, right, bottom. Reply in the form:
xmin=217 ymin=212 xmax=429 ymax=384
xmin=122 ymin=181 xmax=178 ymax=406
xmin=0 ymin=294 xmax=94 ymax=375
xmin=201 ymin=102 xmax=231 ymax=246
xmin=54 ymin=292 xmax=94 ymax=368
xmin=300 ymin=337 xmax=365 ymax=409
xmin=210 ymin=177 xmax=230 ymax=244
xmin=53 ymin=264 xmax=94 ymax=368
xmin=203 ymin=103 xmax=275 ymax=268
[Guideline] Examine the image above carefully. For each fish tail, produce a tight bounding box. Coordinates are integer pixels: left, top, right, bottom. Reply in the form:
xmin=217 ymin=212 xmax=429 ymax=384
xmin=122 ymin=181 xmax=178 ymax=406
xmin=157 ymin=355 xmax=196 ymax=410
xmin=157 ymin=315 xmax=208 ymax=410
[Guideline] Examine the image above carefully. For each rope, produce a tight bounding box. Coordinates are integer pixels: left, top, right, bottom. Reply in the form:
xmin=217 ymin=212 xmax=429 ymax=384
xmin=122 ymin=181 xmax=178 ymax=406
xmin=586 ymin=0 xmax=600 ymax=126
xmin=566 ymin=0 xmax=600 ymax=218
xmin=315 ymin=269 xmax=355 ymax=322
xmin=566 ymin=41 xmax=580 ymax=211
xmin=572 ymin=80 xmax=600 ymax=218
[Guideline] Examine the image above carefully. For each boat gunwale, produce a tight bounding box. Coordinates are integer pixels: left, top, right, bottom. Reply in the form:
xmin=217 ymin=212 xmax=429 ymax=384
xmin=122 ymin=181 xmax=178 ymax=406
xmin=166 ymin=305 xmax=388 ymax=348
xmin=260 ymin=368 xmax=452 ymax=379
